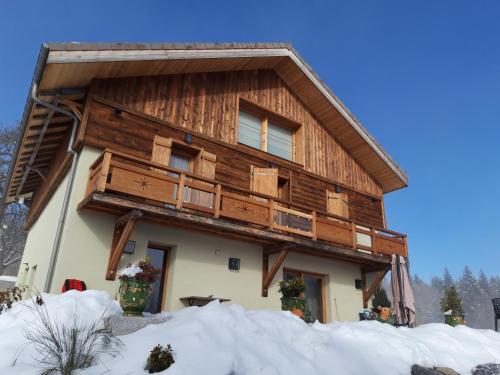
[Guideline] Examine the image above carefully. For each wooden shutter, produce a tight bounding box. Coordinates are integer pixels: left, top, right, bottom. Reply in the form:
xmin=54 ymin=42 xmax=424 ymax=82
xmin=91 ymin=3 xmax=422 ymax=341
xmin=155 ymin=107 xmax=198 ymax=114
xmin=151 ymin=135 xmax=172 ymax=171
xmin=191 ymin=150 xmax=217 ymax=208
xmin=326 ymin=190 xmax=349 ymax=219
xmin=196 ymin=150 xmax=217 ymax=179
xmin=250 ymin=166 xmax=278 ymax=198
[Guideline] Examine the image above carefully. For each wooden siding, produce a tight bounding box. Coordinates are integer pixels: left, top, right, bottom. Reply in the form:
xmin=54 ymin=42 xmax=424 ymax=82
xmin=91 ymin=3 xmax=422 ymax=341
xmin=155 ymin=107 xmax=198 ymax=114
xmin=83 ymin=99 xmax=385 ymax=228
xmin=90 ymin=70 xmax=383 ymax=197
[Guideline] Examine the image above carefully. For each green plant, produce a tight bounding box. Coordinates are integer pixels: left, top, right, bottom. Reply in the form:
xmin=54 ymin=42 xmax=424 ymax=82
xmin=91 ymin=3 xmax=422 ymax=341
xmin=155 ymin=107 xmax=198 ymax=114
xmin=145 ymin=344 xmax=175 ymax=373
xmin=440 ymin=285 xmax=464 ymax=315
xmin=279 ymin=277 xmax=305 ymax=298
xmin=20 ymin=294 xmax=122 ymax=375
xmin=371 ymin=286 xmax=391 ymax=309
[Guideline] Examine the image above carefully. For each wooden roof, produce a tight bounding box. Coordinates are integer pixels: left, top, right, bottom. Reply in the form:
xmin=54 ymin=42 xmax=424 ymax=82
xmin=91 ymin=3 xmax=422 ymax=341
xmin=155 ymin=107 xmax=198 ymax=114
xmin=5 ymin=42 xmax=407 ymax=203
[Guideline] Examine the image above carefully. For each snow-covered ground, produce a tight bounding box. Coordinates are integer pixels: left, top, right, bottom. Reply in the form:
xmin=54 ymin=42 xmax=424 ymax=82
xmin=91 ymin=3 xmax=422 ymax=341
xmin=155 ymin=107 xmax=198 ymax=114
xmin=1 ymin=291 xmax=500 ymax=374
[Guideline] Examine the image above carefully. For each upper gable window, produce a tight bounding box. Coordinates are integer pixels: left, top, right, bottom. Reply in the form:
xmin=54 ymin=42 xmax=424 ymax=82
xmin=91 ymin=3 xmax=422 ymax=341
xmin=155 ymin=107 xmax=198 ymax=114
xmin=238 ymin=111 xmax=262 ymax=150
xmin=237 ymin=99 xmax=303 ymax=164
xmin=267 ymin=122 xmax=292 ymax=160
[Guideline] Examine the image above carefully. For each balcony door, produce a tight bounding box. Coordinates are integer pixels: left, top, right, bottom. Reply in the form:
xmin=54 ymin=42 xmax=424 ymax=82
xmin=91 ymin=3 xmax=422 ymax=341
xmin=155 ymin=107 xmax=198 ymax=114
xmin=145 ymin=245 xmax=170 ymax=314
xmin=284 ymin=269 xmax=326 ymax=323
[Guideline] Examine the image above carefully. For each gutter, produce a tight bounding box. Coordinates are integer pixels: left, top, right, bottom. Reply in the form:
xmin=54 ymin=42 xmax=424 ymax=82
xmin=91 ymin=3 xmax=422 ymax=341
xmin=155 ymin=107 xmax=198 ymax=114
xmin=29 ymin=83 xmax=80 ymax=293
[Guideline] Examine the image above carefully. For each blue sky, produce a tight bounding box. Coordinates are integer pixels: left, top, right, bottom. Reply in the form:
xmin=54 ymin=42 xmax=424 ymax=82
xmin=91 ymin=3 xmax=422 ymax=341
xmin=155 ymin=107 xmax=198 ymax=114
xmin=1 ymin=1 xmax=499 ymax=281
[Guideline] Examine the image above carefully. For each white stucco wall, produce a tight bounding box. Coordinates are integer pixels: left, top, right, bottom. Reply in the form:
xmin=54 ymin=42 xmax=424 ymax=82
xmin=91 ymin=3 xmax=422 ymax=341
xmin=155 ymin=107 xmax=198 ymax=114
xmin=19 ymin=146 xmax=365 ymax=321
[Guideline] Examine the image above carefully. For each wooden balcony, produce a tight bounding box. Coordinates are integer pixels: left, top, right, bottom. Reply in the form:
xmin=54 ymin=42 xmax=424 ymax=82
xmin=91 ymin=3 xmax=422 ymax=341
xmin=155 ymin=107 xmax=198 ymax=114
xmin=79 ymin=150 xmax=408 ymax=276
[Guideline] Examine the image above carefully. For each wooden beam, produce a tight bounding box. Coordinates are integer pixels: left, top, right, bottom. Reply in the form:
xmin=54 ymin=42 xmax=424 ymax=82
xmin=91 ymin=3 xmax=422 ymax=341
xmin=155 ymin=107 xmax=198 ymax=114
xmin=362 ymin=269 xmax=389 ymax=308
xmin=262 ymin=247 xmax=289 ymax=297
xmin=106 ymin=210 xmax=143 ymax=280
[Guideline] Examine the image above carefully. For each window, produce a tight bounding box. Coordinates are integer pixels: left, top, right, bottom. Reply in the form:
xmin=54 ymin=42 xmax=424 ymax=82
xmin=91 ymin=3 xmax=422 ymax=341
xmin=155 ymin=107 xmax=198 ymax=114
xmin=268 ymin=122 xmax=293 ymax=160
xmin=238 ymin=111 xmax=262 ymax=150
xmin=168 ymin=153 xmax=192 ymax=177
xmin=237 ymin=99 xmax=303 ymax=163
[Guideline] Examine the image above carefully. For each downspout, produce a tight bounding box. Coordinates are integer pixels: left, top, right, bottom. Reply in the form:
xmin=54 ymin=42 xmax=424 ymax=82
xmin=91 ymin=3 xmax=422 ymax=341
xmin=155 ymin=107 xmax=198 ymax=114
xmin=29 ymin=83 xmax=80 ymax=293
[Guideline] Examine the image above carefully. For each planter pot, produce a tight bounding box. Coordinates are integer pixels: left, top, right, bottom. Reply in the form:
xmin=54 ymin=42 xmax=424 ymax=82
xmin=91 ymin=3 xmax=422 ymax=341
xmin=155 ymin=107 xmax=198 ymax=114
xmin=445 ymin=314 xmax=465 ymax=327
xmin=281 ymin=296 xmax=306 ymax=319
xmin=119 ymin=279 xmax=153 ymax=317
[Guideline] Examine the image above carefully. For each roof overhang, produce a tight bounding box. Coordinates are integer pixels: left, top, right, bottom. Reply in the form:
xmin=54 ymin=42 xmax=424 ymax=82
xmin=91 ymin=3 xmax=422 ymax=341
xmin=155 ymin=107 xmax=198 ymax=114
xmin=5 ymin=42 xmax=407 ymax=203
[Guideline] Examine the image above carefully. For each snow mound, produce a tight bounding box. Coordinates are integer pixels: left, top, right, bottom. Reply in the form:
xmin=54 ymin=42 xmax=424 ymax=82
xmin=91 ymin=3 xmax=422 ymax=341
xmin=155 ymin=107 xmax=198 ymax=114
xmin=0 ymin=290 xmax=121 ymax=374
xmin=1 ymin=291 xmax=500 ymax=374
xmin=0 ymin=275 xmax=16 ymax=282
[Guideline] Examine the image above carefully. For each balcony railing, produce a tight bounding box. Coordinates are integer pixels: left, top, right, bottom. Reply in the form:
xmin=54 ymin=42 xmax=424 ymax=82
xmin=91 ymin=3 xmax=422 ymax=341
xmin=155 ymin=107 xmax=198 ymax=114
xmin=84 ymin=150 xmax=408 ymax=258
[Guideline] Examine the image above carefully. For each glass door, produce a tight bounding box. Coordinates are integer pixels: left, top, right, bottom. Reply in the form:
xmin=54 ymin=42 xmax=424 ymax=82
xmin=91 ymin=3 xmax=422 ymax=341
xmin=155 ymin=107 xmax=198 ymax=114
xmin=284 ymin=270 xmax=325 ymax=323
xmin=145 ymin=246 xmax=168 ymax=314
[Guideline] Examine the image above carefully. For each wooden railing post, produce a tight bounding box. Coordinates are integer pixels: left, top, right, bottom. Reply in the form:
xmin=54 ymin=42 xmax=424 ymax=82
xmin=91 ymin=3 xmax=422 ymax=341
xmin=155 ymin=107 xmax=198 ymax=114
xmin=351 ymin=222 xmax=357 ymax=250
xmin=97 ymin=151 xmax=112 ymax=192
xmin=176 ymin=174 xmax=186 ymax=209
xmin=370 ymin=227 xmax=377 ymax=254
xmin=268 ymin=198 xmax=275 ymax=230
xmin=214 ymin=184 xmax=221 ymax=218
xmin=403 ymin=235 xmax=409 ymax=257
xmin=312 ymin=210 xmax=317 ymax=240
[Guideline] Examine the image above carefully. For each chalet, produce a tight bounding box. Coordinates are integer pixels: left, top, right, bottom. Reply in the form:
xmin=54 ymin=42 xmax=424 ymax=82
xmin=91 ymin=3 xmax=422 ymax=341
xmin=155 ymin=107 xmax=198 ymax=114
xmin=6 ymin=43 xmax=408 ymax=322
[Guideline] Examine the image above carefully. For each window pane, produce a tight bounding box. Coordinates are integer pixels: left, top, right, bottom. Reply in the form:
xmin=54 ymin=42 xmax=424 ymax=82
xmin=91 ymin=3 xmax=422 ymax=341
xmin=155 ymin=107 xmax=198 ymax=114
xmin=238 ymin=111 xmax=262 ymax=149
xmin=268 ymin=123 xmax=292 ymax=160
xmin=169 ymin=153 xmax=191 ymax=172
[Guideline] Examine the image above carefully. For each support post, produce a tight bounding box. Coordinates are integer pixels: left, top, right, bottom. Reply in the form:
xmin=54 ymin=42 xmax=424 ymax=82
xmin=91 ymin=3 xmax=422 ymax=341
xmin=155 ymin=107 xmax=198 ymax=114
xmin=106 ymin=209 xmax=143 ymax=280
xmin=262 ymin=245 xmax=289 ymax=297
xmin=362 ymin=269 xmax=389 ymax=308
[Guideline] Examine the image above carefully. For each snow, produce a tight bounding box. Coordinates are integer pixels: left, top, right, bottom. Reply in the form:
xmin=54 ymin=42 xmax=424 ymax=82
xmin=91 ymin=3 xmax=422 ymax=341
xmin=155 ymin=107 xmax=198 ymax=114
xmin=0 ymin=275 xmax=16 ymax=282
xmin=2 ymin=291 xmax=500 ymax=374
xmin=118 ymin=264 xmax=143 ymax=278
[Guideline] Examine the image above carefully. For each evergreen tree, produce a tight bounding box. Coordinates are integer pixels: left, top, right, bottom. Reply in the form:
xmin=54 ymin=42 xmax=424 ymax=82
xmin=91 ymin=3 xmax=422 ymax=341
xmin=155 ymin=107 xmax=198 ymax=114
xmin=443 ymin=268 xmax=454 ymax=290
xmin=458 ymin=266 xmax=489 ymax=328
xmin=441 ymin=285 xmax=464 ymax=315
xmin=371 ymin=286 xmax=391 ymax=309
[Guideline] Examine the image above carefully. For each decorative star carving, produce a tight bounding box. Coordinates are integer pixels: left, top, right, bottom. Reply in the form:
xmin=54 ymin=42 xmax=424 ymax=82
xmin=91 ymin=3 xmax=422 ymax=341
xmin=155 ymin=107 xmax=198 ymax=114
xmin=134 ymin=178 xmax=151 ymax=190
xmin=237 ymin=203 xmax=253 ymax=215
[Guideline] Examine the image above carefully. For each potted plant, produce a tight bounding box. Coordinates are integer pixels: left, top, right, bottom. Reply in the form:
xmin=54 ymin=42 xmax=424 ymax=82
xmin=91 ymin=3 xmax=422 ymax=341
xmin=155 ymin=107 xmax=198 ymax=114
xmin=279 ymin=277 xmax=306 ymax=319
xmin=118 ymin=261 xmax=160 ymax=316
xmin=441 ymin=285 xmax=465 ymax=326
xmin=371 ymin=286 xmax=395 ymax=325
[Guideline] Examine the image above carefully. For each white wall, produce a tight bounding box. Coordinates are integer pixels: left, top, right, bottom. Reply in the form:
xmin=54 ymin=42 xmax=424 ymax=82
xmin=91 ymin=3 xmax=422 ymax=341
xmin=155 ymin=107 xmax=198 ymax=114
xmin=20 ymin=146 xmax=364 ymax=321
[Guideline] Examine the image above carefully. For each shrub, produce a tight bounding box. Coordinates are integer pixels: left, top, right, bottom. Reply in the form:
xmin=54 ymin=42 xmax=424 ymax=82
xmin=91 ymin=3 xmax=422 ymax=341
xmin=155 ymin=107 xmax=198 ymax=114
xmin=371 ymin=286 xmax=392 ymax=309
xmin=441 ymin=285 xmax=464 ymax=315
xmin=0 ymin=286 xmax=25 ymax=315
xmin=119 ymin=260 xmax=160 ymax=283
xmin=21 ymin=294 xmax=122 ymax=375
xmin=145 ymin=344 xmax=175 ymax=373
xmin=279 ymin=277 xmax=305 ymax=298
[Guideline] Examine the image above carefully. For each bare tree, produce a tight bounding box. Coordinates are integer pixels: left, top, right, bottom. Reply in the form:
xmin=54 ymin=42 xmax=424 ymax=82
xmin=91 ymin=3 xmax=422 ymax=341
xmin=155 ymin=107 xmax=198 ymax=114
xmin=0 ymin=125 xmax=27 ymax=276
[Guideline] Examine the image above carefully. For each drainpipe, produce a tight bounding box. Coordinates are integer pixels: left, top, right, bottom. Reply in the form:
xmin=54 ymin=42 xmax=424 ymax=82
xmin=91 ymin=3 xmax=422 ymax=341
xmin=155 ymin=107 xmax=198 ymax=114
xmin=29 ymin=83 xmax=80 ymax=293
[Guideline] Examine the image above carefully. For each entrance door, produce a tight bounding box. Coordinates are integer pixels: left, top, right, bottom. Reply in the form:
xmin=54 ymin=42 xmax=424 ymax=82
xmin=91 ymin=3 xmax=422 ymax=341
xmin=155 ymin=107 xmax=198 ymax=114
xmin=145 ymin=246 xmax=169 ymax=314
xmin=284 ymin=270 xmax=325 ymax=323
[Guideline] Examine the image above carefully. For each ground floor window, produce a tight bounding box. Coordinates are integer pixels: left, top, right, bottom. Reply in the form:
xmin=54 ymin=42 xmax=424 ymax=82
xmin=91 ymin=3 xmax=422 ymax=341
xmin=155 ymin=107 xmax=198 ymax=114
xmin=145 ymin=245 xmax=170 ymax=314
xmin=283 ymin=269 xmax=326 ymax=323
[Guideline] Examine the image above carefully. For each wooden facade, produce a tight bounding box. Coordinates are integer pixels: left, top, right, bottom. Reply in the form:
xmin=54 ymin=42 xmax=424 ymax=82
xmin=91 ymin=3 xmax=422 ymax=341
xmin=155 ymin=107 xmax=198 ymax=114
xmin=90 ymin=70 xmax=383 ymax=197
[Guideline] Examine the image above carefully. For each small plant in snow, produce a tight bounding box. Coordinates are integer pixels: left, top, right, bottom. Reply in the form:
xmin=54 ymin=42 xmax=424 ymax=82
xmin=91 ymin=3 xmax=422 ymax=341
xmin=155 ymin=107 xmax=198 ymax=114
xmin=20 ymin=293 xmax=122 ymax=375
xmin=441 ymin=285 xmax=464 ymax=315
xmin=145 ymin=344 xmax=175 ymax=373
